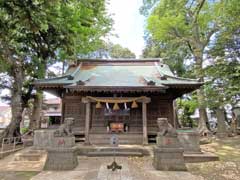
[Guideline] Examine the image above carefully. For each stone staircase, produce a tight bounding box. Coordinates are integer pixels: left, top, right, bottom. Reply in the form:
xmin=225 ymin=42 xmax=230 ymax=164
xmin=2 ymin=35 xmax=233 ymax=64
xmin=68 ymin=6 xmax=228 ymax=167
xmin=86 ymin=147 xmax=145 ymax=157
xmin=14 ymin=149 xmax=46 ymax=162
xmin=89 ymin=133 xmax=143 ymax=145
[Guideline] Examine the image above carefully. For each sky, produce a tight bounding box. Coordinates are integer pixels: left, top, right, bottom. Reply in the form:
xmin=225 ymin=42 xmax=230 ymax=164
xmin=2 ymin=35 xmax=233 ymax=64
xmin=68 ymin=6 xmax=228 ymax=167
xmin=107 ymin=0 xmax=145 ymax=57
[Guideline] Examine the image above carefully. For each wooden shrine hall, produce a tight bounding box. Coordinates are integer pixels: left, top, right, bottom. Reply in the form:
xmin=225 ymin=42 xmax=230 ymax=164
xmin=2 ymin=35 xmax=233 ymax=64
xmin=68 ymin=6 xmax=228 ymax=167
xmin=35 ymin=59 xmax=202 ymax=145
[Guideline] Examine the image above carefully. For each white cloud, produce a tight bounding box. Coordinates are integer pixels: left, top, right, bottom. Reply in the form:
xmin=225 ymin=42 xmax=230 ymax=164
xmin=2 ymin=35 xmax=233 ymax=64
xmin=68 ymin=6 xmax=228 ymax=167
xmin=107 ymin=0 xmax=145 ymax=58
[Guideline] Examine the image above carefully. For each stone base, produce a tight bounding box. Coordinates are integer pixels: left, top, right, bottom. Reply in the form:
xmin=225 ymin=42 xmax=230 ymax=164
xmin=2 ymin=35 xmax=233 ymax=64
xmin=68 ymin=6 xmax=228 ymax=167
xmin=177 ymin=131 xmax=201 ymax=154
xmin=153 ymin=147 xmax=187 ymax=171
xmin=44 ymin=147 xmax=78 ymax=170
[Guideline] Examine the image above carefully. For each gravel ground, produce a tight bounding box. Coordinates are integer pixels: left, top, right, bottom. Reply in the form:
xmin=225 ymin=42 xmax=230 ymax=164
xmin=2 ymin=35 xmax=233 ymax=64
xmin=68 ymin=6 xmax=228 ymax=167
xmin=187 ymin=136 xmax=240 ymax=180
xmin=0 ymin=136 xmax=239 ymax=180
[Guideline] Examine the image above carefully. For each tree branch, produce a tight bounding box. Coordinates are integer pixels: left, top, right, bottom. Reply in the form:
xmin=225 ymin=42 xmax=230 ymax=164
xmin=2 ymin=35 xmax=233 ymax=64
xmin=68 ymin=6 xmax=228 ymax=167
xmin=193 ymin=0 xmax=206 ymax=24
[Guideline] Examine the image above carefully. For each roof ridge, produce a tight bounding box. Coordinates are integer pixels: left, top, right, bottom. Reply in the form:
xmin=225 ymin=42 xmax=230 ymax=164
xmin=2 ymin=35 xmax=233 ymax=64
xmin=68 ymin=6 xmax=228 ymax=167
xmin=74 ymin=58 xmax=163 ymax=63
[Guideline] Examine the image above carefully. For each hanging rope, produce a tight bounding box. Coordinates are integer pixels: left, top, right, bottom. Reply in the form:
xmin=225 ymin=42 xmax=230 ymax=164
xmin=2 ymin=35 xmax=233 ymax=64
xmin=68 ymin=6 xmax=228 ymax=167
xmin=87 ymin=96 xmax=146 ymax=109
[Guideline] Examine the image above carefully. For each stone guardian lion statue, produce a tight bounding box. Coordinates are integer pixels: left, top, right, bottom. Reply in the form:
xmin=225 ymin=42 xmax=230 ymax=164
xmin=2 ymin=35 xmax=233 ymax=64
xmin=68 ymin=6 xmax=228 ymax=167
xmin=157 ymin=118 xmax=177 ymax=137
xmin=54 ymin=117 xmax=74 ymax=137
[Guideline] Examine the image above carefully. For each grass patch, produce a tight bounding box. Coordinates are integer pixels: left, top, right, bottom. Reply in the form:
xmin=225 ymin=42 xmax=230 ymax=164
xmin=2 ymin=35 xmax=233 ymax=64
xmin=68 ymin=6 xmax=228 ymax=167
xmin=0 ymin=171 xmax=39 ymax=180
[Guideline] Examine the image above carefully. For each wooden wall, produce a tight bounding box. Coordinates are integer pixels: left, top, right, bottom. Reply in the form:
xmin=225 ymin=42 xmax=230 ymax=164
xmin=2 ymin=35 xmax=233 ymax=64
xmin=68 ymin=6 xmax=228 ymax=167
xmin=63 ymin=95 xmax=85 ymax=132
xmin=62 ymin=94 xmax=174 ymax=134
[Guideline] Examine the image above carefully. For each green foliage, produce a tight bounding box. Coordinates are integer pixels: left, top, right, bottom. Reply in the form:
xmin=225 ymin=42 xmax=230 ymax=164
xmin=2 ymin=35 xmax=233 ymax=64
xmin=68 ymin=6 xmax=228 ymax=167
xmin=0 ymin=0 xmax=112 ymax=102
xmin=79 ymin=42 xmax=136 ymax=59
xmin=205 ymin=58 xmax=240 ymax=108
xmin=142 ymin=0 xmax=240 ymax=122
xmin=109 ymin=44 xmax=136 ymax=58
xmin=142 ymin=35 xmax=190 ymax=76
xmin=177 ymin=96 xmax=198 ymax=127
xmin=20 ymin=127 xmax=29 ymax=134
xmin=0 ymin=0 xmax=112 ymax=136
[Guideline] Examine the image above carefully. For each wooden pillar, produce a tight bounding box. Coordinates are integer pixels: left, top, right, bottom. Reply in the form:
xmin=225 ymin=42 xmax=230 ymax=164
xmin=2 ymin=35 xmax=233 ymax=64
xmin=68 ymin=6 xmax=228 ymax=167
xmin=60 ymin=101 xmax=65 ymax=124
xmin=142 ymin=102 xmax=148 ymax=145
xmin=84 ymin=102 xmax=91 ymax=145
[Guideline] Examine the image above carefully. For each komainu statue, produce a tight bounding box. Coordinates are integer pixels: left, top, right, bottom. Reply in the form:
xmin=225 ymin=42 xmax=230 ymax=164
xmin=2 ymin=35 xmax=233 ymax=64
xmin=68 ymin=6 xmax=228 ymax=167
xmin=157 ymin=118 xmax=177 ymax=137
xmin=54 ymin=117 xmax=74 ymax=137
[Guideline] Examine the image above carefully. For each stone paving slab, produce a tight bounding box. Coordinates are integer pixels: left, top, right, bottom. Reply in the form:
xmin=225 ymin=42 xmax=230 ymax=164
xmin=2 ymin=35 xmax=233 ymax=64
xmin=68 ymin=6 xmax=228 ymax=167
xmin=31 ymin=157 xmax=204 ymax=180
xmin=0 ymin=147 xmax=47 ymax=172
xmin=0 ymin=148 xmax=204 ymax=180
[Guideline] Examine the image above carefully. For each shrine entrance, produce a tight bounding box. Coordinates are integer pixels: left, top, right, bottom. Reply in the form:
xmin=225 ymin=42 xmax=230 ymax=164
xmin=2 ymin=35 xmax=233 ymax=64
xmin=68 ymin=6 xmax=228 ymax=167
xmin=104 ymin=107 xmax=130 ymax=133
xmin=82 ymin=96 xmax=151 ymax=145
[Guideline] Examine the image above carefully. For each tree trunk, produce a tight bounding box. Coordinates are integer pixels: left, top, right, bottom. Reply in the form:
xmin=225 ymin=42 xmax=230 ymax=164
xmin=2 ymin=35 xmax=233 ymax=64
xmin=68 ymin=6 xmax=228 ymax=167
xmin=0 ymin=63 xmax=24 ymax=140
xmin=29 ymin=58 xmax=46 ymax=130
xmin=194 ymin=49 xmax=209 ymax=136
xmin=29 ymin=91 xmax=43 ymax=130
xmin=197 ymin=88 xmax=209 ymax=135
xmin=173 ymin=100 xmax=181 ymax=128
xmin=216 ymin=107 xmax=228 ymax=137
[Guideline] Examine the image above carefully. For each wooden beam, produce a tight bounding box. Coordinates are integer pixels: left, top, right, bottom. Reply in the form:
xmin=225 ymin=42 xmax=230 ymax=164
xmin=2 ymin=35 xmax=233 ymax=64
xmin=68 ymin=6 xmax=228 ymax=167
xmin=84 ymin=102 xmax=91 ymax=145
xmin=82 ymin=96 xmax=151 ymax=103
xmin=142 ymin=102 xmax=148 ymax=145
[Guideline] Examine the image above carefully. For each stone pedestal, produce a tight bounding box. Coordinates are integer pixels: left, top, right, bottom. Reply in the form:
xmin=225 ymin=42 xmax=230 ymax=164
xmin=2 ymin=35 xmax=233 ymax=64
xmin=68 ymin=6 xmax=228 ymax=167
xmin=51 ymin=137 xmax=75 ymax=148
xmin=34 ymin=130 xmax=77 ymax=170
xmin=153 ymin=147 xmax=187 ymax=171
xmin=177 ymin=131 xmax=201 ymax=154
xmin=153 ymin=136 xmax=187 ymax=171
xmin=33 ymin=129 xmax=55 ymax=149
xmin=33 ymin=130 xmax=75 ymax=149
xmin=44 ymin=147 xmax=78 ymax=170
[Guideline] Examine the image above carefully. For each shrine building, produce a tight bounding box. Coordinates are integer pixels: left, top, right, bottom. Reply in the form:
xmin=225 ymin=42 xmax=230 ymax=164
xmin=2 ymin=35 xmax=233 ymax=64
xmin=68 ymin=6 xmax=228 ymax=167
xmin=34 ymin=59 xmax=202 ymax=145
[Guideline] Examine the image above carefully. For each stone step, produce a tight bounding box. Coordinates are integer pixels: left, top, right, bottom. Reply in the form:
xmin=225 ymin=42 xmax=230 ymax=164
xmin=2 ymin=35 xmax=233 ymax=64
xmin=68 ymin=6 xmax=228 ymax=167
xmin=87 ymin=151 xmax=143 ymax=157
xmin=184 ymin=152 xmax=219 ymax=163
xmin=75 ymin=137 xmax=85 ymax=142
xmin=14 ymin=153 xmax=42 ymax=161
xmin=89 ymin=134 xmax=143 ymax=144
xmin=90 ymin=140 xmax=143 ymax=145
xmin=92 ymin=147 xmax=144 ymax=152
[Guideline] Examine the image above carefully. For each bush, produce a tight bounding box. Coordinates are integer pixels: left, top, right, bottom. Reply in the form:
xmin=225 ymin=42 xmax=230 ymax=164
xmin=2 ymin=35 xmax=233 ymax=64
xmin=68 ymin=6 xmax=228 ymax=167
xmin=21 ymin=127 xmax=29 ymax=134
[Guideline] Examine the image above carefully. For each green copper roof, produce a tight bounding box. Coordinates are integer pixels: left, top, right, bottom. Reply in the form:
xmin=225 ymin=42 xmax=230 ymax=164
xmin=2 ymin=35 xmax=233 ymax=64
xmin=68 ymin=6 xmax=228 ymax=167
xmin=34 ymin=59 xmax=202 ymax=92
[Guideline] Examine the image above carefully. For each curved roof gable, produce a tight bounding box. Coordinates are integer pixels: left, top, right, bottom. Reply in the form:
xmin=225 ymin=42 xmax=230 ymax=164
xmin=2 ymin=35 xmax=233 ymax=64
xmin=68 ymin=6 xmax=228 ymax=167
xmin=34 ymin=59 xmax=202 ymax=92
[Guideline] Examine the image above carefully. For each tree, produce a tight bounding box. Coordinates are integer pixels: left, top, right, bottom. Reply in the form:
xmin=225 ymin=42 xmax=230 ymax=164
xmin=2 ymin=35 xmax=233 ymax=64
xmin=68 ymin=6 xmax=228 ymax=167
xmin=109 ymin=44 xmax=136 ymax=58
xmin=79 ymin=42 xmax=136 ymax=59
xmin=177 ymin=96 xmax=198 ymax=128
xmin=0 ymin=0 xmax=112 ymax=139
xmin=141 ymin=0 xmax=239 ymax=135
xmin=142 ymin=35 xmax=189 ymax=76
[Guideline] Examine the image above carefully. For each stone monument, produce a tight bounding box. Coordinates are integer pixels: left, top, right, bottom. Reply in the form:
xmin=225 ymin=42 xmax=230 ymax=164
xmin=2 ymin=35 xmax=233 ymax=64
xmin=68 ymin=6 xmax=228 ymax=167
xmin=44 ymin=117 xmax=78 ymax=170
xmin=153 ymin=118 xmax=187 ymax=171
